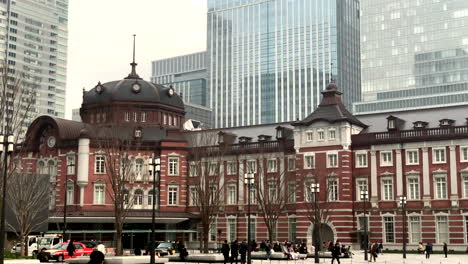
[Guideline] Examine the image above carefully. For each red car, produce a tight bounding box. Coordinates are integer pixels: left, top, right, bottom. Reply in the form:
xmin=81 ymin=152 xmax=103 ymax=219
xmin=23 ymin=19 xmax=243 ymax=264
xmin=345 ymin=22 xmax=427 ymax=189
xmin=45 ymin=242 xmax=93 ymax=262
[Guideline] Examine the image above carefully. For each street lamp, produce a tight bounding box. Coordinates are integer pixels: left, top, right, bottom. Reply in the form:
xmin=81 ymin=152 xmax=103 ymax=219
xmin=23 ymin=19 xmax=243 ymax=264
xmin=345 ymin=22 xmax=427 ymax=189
xmin=399 ymin=196 xmax=407 ymax=259
xmin=244 ymin=173 xmax=255 ymax=264
xmin=0 ymin=134 xmax=14 ymax=264
xmin=63 ymin=160 xmax=75 ymax=241
xmin=310 ymin=183 xmax=320 ymax=264
xmin=360 ymin=190 xmax=369 ymax=261
xmin=148 ymin=155 xmax=160 ymax=264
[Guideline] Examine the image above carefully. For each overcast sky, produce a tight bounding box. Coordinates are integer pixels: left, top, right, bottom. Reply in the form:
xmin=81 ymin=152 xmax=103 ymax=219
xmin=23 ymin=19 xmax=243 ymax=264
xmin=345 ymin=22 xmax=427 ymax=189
xmin=65 ymin=0 xmax=207 ymax=119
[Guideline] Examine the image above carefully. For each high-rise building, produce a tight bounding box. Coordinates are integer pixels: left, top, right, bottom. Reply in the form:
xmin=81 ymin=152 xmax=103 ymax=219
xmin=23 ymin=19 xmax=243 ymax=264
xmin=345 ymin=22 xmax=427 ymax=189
xmin=207 ymin=0 xmax=361 ymax=128
xmin=0 ymin=0 xmax=68 ymax=131
xmin=355 ymin=0 xmax=468 ymax=114
xmin=151 ymin=51 xmax=212 ymax=127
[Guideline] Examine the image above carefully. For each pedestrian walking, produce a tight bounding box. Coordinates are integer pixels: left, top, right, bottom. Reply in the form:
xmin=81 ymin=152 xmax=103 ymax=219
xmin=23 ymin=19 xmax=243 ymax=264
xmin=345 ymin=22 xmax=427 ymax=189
xmin=178 ymin=241 xmax=188 ymax=261
xmin=239 ymin=240 xmax=248 ymax=264
xmin=88 ymin=250 xmax=105 ymax=264
xmin=331 ymin=241 xmax=341 ymax=264
xmin=378 ymin=242 xmax=383 ymax=254
xmin=67 ymin=240 xmax=76 ymax=258
xmin=425 ymin=242 xmax=433 ymax=259
xmin=369 ymin=243 xmax=378 ymax=262
xmin=443 ymin=242 xmax=448 ymax=258
xmin=231 ymin=240 xmax=239 ymax=264
xmin=222 ymin=240 xmax=230 ymax=264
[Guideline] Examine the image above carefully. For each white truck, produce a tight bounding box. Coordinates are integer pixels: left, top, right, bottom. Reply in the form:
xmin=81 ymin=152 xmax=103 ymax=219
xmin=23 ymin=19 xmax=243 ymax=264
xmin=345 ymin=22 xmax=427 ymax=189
xmin=13 ymin=234 xmax=63 ymax=256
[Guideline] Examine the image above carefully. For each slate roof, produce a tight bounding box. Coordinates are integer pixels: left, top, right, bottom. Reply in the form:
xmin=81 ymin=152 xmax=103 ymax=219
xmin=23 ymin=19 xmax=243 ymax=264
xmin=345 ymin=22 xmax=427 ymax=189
xmin=293 ymin=83 xmax=368 ymax=128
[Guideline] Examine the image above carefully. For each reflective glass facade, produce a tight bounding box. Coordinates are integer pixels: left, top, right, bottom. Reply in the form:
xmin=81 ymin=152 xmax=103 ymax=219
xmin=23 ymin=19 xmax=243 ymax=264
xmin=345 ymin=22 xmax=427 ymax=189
xmin=151 ymin=51 xmax=212 ymax=127
xmin=208 ymin=0 xmax=361 ymax=128
xmin=0 ymin=0 xmax=68 ymax=132
xmin=356 ymin=0 xmax=468 ymax=114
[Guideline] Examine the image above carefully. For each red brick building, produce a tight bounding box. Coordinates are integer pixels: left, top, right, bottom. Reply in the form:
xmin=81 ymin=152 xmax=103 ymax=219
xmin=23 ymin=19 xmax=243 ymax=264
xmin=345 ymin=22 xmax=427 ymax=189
xmin=22 ymin=65 xmax=468 ymax=250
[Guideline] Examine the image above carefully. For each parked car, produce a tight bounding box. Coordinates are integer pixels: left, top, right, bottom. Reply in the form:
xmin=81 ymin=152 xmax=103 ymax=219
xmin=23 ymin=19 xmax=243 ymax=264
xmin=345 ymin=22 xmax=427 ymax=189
xmin=80 ymin=240 xmax=98 ymax=249
xmin=45 ymin=242 xmax=93 ymax=262
xmin=155 ymin=242 xmax=177 ymax=256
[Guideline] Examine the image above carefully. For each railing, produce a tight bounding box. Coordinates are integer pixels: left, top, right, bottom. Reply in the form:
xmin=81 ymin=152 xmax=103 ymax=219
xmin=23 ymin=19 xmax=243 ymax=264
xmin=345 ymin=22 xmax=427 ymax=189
xmin=352 ymin=125 xmax=468 ymax=146
xmin=190 ymin=139 xmax=295 ymax=156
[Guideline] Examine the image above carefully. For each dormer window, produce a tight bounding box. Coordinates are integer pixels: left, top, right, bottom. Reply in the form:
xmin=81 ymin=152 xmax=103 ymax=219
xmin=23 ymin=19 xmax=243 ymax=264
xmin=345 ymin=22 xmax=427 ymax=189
xmin=239 ymin=137 xmax=252 ymax=143
xmin=218 ymin=132 xmax=225 ymax=144
xmin=124 ymin=112 xmax=130 ymax=122
xmin=439 ymin=119 xmax=454 ymax=127
xmin=386 ymin=115 xmax=403 ymax=131
xmin=388 ymin=119 xmax=395 ymax=129
xmin=134 ymin=129 xmax=142 ymax=138
xmin=258 ymin=135 xmax=272 ymax=142
xmin=276 ymin=126 xmax=283 ymax=139
xmin=413 ymin=121 xmax=428 ymax=129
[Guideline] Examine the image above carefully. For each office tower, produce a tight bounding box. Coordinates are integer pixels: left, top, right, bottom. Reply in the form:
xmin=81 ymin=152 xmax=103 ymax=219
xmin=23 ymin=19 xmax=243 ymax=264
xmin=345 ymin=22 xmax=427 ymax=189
xmin=355 ymin=0 xmax=468 ymax=114
xmin=0 ymin=0 xmax=68 ymax=132
xmin=207 ymin=0 xmax=361 ymax=128
xmin=151 ymin=51 xmax=212 ymax=127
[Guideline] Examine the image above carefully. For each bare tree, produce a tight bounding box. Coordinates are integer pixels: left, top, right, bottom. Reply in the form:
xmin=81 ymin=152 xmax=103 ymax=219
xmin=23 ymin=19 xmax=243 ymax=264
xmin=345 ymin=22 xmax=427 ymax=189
xmin=186 ymin=131 xmax=226 ymax=253
xmin=6 ymin=173 xmax=48 ymax=256
xmin=98 ymin=131 xmax=137 ymax=256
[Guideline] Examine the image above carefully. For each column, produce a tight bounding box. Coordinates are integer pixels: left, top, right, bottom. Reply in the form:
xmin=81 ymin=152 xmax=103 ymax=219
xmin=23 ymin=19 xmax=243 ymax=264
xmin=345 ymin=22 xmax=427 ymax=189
xmin=370 ymin=151 xmax=378 ymax=205
xmin=396 ymin=149 xmax=403 ymax=197
xmin=449 ymin=146 xmax=459 ymax=207
xmin=422 ymin=148 xmax=431 ymax=206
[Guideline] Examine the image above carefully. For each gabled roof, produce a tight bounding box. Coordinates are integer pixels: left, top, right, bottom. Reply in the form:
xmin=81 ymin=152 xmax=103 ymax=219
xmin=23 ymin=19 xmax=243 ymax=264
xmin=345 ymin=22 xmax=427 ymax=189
xmin=292 ymin=83 xmax=368 ymax=128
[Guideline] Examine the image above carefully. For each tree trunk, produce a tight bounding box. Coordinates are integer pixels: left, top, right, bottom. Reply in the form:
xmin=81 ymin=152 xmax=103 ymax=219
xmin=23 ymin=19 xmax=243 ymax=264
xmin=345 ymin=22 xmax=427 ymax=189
xmin=22 ymin=235 xmax=27 ymax=257
xmin=116 ymin=229 xmax=123 ymax=256
xmin=202 ymin=224 xmax=210 ymax=253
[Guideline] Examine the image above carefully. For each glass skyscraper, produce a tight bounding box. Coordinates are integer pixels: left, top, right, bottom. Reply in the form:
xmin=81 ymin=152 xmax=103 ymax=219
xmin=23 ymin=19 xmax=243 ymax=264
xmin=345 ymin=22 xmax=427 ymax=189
xmin=151 ymin=51 xmax=212 ymax=127
xmin=355 ymin=0 xmax=468 ymax=114
xmin=208 ymin=0 xmax=361 ymax=128
xmin=0 ymin=0 xmax=68 ymax=132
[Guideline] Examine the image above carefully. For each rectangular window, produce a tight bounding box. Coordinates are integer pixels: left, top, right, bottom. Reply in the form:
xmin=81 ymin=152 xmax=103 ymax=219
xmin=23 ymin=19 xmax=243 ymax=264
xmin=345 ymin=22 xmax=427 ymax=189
xmin=359 ymin=216 xmax=368 ymax=231
xmin=306 ymin=131 xmax=313 ymax=142
xmin=383 ymin=179 xmax=393 ymax=200
xmin=384 ymin=216 xmax=395 ymax=243
xmin=436 ymin=215 xmax=449 ymax=243
xmin=406 ymin=150 xmax=419 ymax=165
xmin=288 ymin=218 xmax=297 ymax=241
xmin=328 ymin=129 xmax=336 ymax=140
xmin=408 ymin=178 xmax=420 ymax=200
xmin=208 ymin=163 xmax=218 ymax=176
xmin=95 ymin=155 xmax=105 ymax=174
xmin=464 ymin=176 xmax=468 ymax=198
xmin=249 ymin=219 xmax=256 ymax=240
xmin=93 ymin=184 xmax=105 ymax=204
xmin=288 ymin=157 xmax=295 ymax=171
xmin=327 ymin=153 xmax=338 ymax=168
xmin=461 ymin=147 xmax=468 ymax=162
xmin=357 ymin=179 xmax=368 ymax=201
xmin=189 ymin=164 xmax=198 ymax=177
xmin=228 ymin=219 xmax=236 ymax=243
xmin=189 ymin=186 xmax=197 ymax=206
xmin=304 ymin=154 xmax=315 ymax=169
xmin=410 ymin=216 xmax=421 ymax=243
xmin=227 ymin=161 xmax=237 ymax=175
xmin=247 ymin=160 xmax=257 ymax=174
xmin=248 ymin=188 xmax=257 ymax=204
xmin=465 ymin=216 xmax=468 ymax=243
xmin=328 ymin=179 xmax=338 ymax=201
xmin=168 ymin=157 xmax=179 ymax=176
xmin=124 ymin=112 xmax=130 ymax=122
xmin=433 ymin=148 xmax=446 ymax=163
xmin=227 ymin=185 xmax=237 ymax=205
xmin=435 ymin=177 xmax=447 ymax=199
xmin=133 ymin=112 xmax=137 ymax=122
xmin=66 ymin=155 xmax=75 ymax=175
xmin=288 ymin=182 xmax=296 ymax=203
xmin=163 ymin=114 xmax=167 ymax=125
xmin=267 ymin=159 xmax=277 ymax=173
xmin=318 ymin=130 xmax=325 ymax=141
xmin=268 ymin=182 xmax=277 ymax=201
xmin=168 ymin=186 xmax=178 ymax=205
xmin=141 ymin=112 xmax=147 ymax=122
xmin=210 ymin=223 xmax=217 ymax=241
xmin=380 ymin=151 xmax=393 ymax=166
xmin=356 ymin=153 xmax=368 ymax=167
xmin=66 ymin=182 xmax=74 ymax=205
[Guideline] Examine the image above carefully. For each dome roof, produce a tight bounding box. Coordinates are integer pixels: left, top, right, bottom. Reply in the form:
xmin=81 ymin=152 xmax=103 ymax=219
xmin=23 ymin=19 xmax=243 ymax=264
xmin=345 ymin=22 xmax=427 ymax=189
xmin=82 ymin=78 xmax=184 ymax=109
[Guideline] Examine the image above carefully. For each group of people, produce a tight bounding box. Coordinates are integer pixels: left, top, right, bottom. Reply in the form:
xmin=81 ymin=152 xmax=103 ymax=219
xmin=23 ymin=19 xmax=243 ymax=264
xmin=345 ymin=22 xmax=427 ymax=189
xmin=418 ymin=242 xmax=448 ymax=259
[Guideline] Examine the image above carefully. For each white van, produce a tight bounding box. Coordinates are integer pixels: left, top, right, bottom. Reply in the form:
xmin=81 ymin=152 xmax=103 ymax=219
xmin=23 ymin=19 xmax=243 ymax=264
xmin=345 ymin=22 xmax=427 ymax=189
xmin=14 ymin=235 xmax=62 ymax=256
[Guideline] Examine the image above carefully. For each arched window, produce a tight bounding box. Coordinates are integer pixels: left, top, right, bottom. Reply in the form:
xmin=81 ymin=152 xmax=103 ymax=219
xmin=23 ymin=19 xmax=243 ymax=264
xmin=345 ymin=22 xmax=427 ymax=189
xmin=37 ymin=160 xmax=46 ymax=174
xmin=48 ymin=160 xmax=56 ymax=176
xmin=134 ymin=189 xmax=143 ymax=206
xmin=135 ymin=159 xmax=144 ymax=180
xmin=66 ymin=180 xmax=74 ymax=205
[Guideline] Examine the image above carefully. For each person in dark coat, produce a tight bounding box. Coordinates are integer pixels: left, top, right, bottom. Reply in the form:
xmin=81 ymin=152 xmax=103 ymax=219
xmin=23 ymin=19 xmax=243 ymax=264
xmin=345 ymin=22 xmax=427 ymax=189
xmin=231 ymin=240 xmax=239 ymax=264
xmin=222 ymin=240 xmax=230 ymax=264
xmin=249 ymin=240 xmax=257 ymax=252
xmin=425 ymin=242 xmax=433 ymax=259
xmin=443 ymin=242 xmax=448 ymax=258
xmin=331 ymin=242 xmax=341 ymax=264
xmin=88 ymin=250 xmax=105 ymax=264
xmin=37 ymin=248 xmax=49 ymax=262
xmin=369 ymin=243 xmax=378 ymax=262
xmin=67 ymin=240 xmax=75 ymax=258
xmin=178 ymin=241 xmax=188 ymax=261
xmin=239 ymin=241 xmax=248 ymax=264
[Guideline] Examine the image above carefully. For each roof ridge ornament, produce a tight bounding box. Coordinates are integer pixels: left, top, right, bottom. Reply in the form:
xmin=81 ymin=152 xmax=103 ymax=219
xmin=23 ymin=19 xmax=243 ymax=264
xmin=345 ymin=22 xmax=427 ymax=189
xmin=125 ymin=34 xmax=142 ymax=80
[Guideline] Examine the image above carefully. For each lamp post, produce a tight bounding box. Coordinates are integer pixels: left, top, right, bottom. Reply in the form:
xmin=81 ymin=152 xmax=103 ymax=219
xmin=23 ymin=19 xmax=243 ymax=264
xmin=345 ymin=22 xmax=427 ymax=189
xmin=0 ymin=134 xmax=14 ymax=264
xmin=310 ymin=183 xmax=320 ymax=264
xmin=244 ymin=173 xmax=255 ymax=264
xmin=360 ymin=190 xmax=369 ymax=261
xmin=148 ymin=155 xmax=160 ymax=264
xmin=399 ymin=196 xmax=407 ymax=259
xmin=63 ymin=160 xmax=75 ymax=241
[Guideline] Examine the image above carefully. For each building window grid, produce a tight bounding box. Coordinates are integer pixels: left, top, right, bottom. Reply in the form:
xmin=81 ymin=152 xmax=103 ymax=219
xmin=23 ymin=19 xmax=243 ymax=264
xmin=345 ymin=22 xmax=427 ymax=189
xmin=168 ymin=157 xmax=179 ymax=176
xmin=409 ymin=216 xmax=421 ymax=243
xmin=327 ymin=153 xmax=338 ymax=168
xmin=249 ymin=218 xmax=256 ymax=241
xmin=383 ymin=179 xmax=394 ymax=200
xmin=328 ymin=129 xmax=336 ymax=140
xmin=134 ymin=190 xmax=143 ymax=206
xmin=328 ymin=179 xmax=338 ymax=201
xmin=433 ymin=148 xmax=446 ymax=164
xmin=168 ymin=186 xmax=178 ymax=205
xmin=66 ymin=181 xmax=74 ymax=205
xmin=288 ymin=218 xmax=297 ymax=241
xmin=66 ymin=155 xmax=75 ymax=175
xmin=464 ymin=176 xmax=468 ymax=198
xmin=384 ymin=216 xmax=395 ymax=243
xmin=406 ymin=150 xmax=419 ymax=165
xmin=95 ymin=155 xmax=105 ymax=174
xmin=268 ymin=182 xmax=277 ymax=201
xmin=227 ymin=185 xmax=237 ymax=205
xmin=189 ymin=164 xmax=198 ymax=177
xmin=436 ymin=215 xmax=449 ymax=243
xmin=357 ymin=179 xmax=368 ymax=201
xmin=209 ymin=163 xmax=218 ymax=176
xmin=288 ymin=157 xmax=295 ymax=171
xmin=408 ymin=178 xmax=420 ymax=200
xmin=228 ymin=219 xmax=236 ymax=243
xmin=288 ymin=182 xmax=296 ymax=203
xmin=306 ymin=131 xmax=313 ymax=142
xmin=304 ymin=154 xmax=315 ymax=169
xmin=318 ymin=130 xmax=325 ymax=141
xmin=356 ymin=153 xmax=368 ymax=167
xmin=461 ymin=147 xmax=468 ymax=162
xmin=380 ymin=151 xmax=392 ymax=166
xmin=227 ymin=162 xmax=237 ymax=175
xmin=247 ymin=160 xmax=257 ymax=174
xmin=435 ymin=176 xmax=447 ymax=199
xmin=267 ymin=159 xmax=277 ymax=173
xmin=93 ymin=183 xmax=105 ymax=205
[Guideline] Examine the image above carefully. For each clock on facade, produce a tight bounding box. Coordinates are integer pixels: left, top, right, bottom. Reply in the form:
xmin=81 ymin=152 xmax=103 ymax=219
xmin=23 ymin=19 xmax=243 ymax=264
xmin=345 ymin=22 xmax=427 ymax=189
xmin=132 ymin=83 xmax=141 ymax=93
xmin=47 ymin=136 xmax=56 ymax=148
